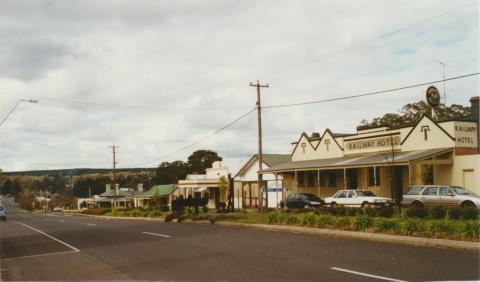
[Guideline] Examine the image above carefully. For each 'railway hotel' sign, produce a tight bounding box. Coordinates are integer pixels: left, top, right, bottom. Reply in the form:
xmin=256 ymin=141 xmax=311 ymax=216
xmin=345 ymin=135 xmax=401 ymax=153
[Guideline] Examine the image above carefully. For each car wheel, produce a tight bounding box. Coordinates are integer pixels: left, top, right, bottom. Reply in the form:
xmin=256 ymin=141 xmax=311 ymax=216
xmin=330 ymin=202 xmax=337 ymax=209
xmin=461 ymin=201 xmax=475 ymax=208
xmin=412 ymin=201 xmax=424 ymax=209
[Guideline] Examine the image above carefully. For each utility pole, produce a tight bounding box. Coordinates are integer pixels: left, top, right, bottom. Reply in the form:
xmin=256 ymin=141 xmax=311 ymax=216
xmin=109 ymin=145 xmax=118 ymax=209
xmin=438 ymin=60 xmax=451 ymax=105
xmin=250 ymin=80 xmax=269 ymax=213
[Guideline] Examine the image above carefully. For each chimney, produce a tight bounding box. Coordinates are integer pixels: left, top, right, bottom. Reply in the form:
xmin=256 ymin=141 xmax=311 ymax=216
xmin=470 ymin=96 xmax=479 ymax=154
xmin=137 ymin=183 xmax=143 ymax=192
xmin=106 ymin=184 xmax=111 ymax=192
xmin=311 ymin=132 xmax=320 ymax=139
xmin=115 ymin=183 xmax=120 ymax=194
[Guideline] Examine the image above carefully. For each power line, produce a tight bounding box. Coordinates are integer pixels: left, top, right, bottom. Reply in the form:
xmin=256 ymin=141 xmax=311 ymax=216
xmin=121 ymin=107 xmax=256 ymax=167
xmin=264 ymin=1 xmax=478 ymax=79
xmin=263 ymin=72 xmax=479 ymax=109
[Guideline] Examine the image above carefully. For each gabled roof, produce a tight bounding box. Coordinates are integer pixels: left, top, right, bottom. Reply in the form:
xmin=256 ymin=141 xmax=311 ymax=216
xmin=135 ymin=184 xmax=177 ymax=198
xmin=234 ymin=154 xmax=290 ymax=178
xmin=400 ymin=114 xmax=455 ymax=145
xmin=313 ymin=128 xmax=344 ymax=151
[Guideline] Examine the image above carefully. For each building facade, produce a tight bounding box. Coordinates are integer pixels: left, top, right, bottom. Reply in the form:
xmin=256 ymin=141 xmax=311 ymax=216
xmin=262 ymin=97 xmax=480 ymax=202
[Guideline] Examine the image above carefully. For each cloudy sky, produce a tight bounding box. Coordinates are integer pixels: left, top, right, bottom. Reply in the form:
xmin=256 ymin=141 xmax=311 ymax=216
xmin=0 ymin=0 xmax=478 ymax=173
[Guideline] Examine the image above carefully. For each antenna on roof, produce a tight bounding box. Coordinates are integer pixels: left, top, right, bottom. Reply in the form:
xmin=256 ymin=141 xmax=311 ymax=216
xmin=437 ymin=60 xmax=451 ymax=106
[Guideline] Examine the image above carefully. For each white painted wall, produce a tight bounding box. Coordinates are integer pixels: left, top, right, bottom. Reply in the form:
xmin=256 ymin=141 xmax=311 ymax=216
xmin=452 ymin=154 xmax=480 ymax=195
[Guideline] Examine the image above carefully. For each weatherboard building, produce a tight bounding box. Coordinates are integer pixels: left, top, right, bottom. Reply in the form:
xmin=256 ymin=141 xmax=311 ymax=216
xmin=261 ymin=96 xmax=480 ymax=201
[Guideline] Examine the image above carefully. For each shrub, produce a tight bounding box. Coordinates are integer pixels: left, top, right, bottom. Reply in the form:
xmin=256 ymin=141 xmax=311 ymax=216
xmin=447 ymin=207 xmax=462 ymax=220
xmin=149 ymin=210 xmax=162 ymax=217
xmin=84 ymin=208 xmax=110 ymax=215
xmin=331 ymin=206 xmax=346 ymax=216
xmin=158 ymin=205 xmax=170 ymax=212
xmin=360 ymin=207 xmax=377 ymax=217
xmin=283 ymin=214 xmax=300 ymax=225
xmin=461 ymin=207 xmax=479 ymax=220
xmin=401 ymin=219 xmax=421 ymax=236
xmin=164 ymin=213 xmax=177 ymax=222
xmin=428 ymin=221 xmax=456 ymax=237
xmin=460 ymin=222 xmax=480 ymax=240
xmin=378 ymin=206 xmax=394 ymax=218
xmin=375 ymin=219 xmax=398 ymax=232
xmin=403 ymin=207 xmax=428 ymax=218
xmin=354 ymin=215 xmax=373 ymax=231
xmin=334 ymin=217 xmax=351 ymax=229
xmin=267 ymin=212 xmax=281 ymax=224
xmin=316 ymin=214 xmax=334 ymax=227
xmin=112 ymin=206 xmax=126 ymax=212
xmin=428 ymin=206 xmax=447 ymax=219
xmin=302 ymin=213 xmax=316 ymax=227
xmin=344 ymin=207 xmax=359 ymax=217
xmin=316 ymin=206 xmax=332 ymax=215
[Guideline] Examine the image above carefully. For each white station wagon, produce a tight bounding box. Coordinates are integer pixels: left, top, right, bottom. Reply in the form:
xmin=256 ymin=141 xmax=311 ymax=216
xmin=324 ymin=190 xmax=392 ymax=208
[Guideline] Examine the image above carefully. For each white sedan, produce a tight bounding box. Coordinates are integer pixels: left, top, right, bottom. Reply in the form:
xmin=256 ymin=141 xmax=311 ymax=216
xmin=324 ymin=190 xmax=392 ymax=208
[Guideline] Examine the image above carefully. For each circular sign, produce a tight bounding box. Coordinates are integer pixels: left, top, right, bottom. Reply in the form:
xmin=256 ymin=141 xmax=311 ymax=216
xmin=426 ymin=86 xmax=440 ymax=107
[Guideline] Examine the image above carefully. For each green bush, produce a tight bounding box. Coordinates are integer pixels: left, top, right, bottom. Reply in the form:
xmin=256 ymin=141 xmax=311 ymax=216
xmin=112 ymin=206 xmax=126 ymax=212
xmin=302 ymin=213 xmax=316 ymax=227
xmin=354 ymin=215 xmax=373 ymax=231
xmin=428 ymin=221 xmax=456 ymax=237
xmin=460 ymin=222 xmax=480 ymax=240
xmin=448 ymin=207 xmax=462 ymax=220
xmin=332 ymin=206 xmax=346 ymax=216
xmin=316 ymin=214 xmax=334 ymax=227
xmin=428 ymin=206 xmax=447 ymax=219
xmin=158 ymin=205 xmax=170 ymax=212
xmin=403 ymin=207 xmax=428 ymax=218
xmin=344 ymin=207 xmax=359 ymax=217
xmin=316 ymin=206 xmax=332 ymax=215
xmin=375 ymin=219 xmax=398 ymax=232
xmin=361 ymin=207 xmax=377 ymax=217
xmin=148 ymin=210 xmax=162 ymax=217
xmin=267 ymin=212 xmax=281 ymax=224
xmin=335 ymin=217 xmax=351 ymax=229
xmin=461 ymin=207 xmax=479 ymax=220
xmin=401 ymin=219 xmax=422 ymax=236
xmin=283 ymin=214 xmax=300 ymax=225
xmin=378 ymin=206 xmax=394 ymax=218
xmin=84 ymin=208 xmax=110 ymax=215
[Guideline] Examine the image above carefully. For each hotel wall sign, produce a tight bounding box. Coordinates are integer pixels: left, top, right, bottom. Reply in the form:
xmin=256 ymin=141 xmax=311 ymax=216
xmin=346 ymin=135 xmax=401 ymax=151
xmin=426 ymin=86 xmax=440 ymax=107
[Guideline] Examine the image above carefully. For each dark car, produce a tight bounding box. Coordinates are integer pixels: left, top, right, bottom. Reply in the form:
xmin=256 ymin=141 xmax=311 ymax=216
xmin=280 ymin=193 xmax=324 ymax=209
xmin=0 ymin=205 xmax=6 ymax=221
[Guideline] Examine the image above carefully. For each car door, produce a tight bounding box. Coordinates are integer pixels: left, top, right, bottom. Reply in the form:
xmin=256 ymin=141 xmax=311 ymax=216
xmin=438 ymin=186 xmax=455 ymax=206
xmin=346 ymin=190 xmax=357 ymax=207
xmin=335 ymin=191 xmax=348 ymax=205
xmin=421 ymin=186 xmax=439 ymax=206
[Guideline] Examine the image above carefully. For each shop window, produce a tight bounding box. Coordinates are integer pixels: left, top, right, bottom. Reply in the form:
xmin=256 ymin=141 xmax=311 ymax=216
xmin=368 ymin=167 xmax=381 ymax=186
xmin=320 ymin=171 xmax=328 ymax=187
xmin=297 ymin=171 xmax=305 ymax=187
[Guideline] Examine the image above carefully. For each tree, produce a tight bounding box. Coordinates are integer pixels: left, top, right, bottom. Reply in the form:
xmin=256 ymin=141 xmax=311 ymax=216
xmin=218 ymin=176 xmax=228 ymax=202
xmin=357 ymin=101 xmax=472 ymax=130
xmin=187 ymin=150 xmax=222 ymax=174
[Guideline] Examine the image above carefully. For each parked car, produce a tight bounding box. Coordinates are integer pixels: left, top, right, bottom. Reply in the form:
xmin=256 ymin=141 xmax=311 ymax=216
xmin=53 ymin=207 xmax=63 ymax=212
xmin=401 ymin=185 xmax=480 ymax=208
xmin=0 ymin=205 xmax=6 ymax=221
xmin=280 ymin=193 xmax=323 ymax=209
xmin=324 ymin=190 xmax=392 ymax=208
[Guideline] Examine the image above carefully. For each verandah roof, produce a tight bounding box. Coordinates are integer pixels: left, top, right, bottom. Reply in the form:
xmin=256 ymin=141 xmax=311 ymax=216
xmin=134 ymin=184 xmax=177 ymax=198
xmin=260 ymin=147 xmax=453 ymax=173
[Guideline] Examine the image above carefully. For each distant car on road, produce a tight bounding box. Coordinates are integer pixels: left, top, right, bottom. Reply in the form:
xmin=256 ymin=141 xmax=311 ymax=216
xmin=0 ymin=205 xmax=6 ymax=221
xmin=324 ymin=190 xmax=392 ymax=208
xmin=53 ymin=207 xmax=64 ymax=212
xmin=401 ymin=185 xmax=480 ymax=208
xmin=280 ymin=193 xmax=323 ymax=209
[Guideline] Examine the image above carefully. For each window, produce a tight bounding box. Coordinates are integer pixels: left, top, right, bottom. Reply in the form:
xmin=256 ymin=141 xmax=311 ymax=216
xmin=329 ymin=173 xmax=337 ymax=188
xmin=405 ymin=186 xmax=423 ymax=195
xmin=336 ymin=191 xmax=347 ymax=198
xmin=438 ymin=187 xmax=450 ymax=196
xmin=423 ymin=187 xmax=439 ymax=196
xmin=357 ymin=191 xmax=376 ymax=197
xmin=297 ymin=171 xmax=305 ymax=187
xmin=449 ymin=186 xmax=472 ymax=195
xmin=368 ymin=167 xmax=380 ymax=186
xmin=347 ymin=191 xmax=356 ymax=198
xmin=320 ymin=171 xmax=328 ymax=187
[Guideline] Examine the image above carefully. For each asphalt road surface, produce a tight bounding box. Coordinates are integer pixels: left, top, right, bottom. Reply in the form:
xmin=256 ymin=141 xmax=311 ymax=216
xmin=1 ymin=199 xmax=479 ymax=281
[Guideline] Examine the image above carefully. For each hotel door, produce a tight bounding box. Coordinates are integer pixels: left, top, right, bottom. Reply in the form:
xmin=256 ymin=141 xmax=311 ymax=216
xmin=346 ymin=169 xmax=358 ymax=189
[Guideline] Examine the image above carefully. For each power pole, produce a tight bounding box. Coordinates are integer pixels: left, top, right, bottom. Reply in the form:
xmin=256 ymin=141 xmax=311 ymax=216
xmin=109 ymin=145 xmax=118 ymax=209
xmin=250 ymin=80 xmax=269 ymax=213
xmin=438 ymin=60 xmax=451 ymax=105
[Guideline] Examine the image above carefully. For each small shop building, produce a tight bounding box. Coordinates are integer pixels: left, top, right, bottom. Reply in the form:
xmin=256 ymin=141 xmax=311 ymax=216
xmin=133 ymin=184 xmax=177 ymax=209
xmin=261 ymin=96 xmax=480 ymax=202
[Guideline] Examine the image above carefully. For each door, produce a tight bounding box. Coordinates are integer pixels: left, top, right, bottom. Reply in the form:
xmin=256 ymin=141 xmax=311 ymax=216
xmin=463 ymin=170 xmax=474 ymax=192
xmin=438 ymin=186 xmax=455 ymax=206
xmin=335 ymin=191 xmax=348 ymax=205
xmin=346 ymin=169 xmax=358 ymax=189
xmin=421 ymin=186 xmax=439 ymax=206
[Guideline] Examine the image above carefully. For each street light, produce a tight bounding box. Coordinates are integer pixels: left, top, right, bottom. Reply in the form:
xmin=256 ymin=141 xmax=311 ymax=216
xmin=0 ymin=98 xmax=39 ymax=127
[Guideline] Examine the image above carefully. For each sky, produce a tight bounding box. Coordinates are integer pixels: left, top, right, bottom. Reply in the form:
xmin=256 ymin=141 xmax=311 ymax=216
xmin=0 ymin=0 xmax=478 ymax=173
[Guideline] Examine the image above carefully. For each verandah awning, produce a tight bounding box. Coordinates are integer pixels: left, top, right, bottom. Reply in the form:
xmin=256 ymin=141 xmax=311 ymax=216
xmin=260 ymin=147 xmax=453 ymax=173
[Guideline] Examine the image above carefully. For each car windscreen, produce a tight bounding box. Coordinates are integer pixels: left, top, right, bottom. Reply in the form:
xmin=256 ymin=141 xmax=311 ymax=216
xmin=0 ymin=206 xmax=4 ymax=211
xmin=449 ymin=187 xmax=472 ymax=195
xmin=405 ymin=187 xmax=423 ymax=195
xmin=303 ymin=194 xmax=321 ymax=201
xmin=356 ymin=191 xmax=375 ymax=197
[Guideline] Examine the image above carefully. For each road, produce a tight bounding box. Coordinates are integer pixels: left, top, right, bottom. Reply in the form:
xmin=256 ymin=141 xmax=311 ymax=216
xmin=0 ymin=199 xmax=479 ymax=281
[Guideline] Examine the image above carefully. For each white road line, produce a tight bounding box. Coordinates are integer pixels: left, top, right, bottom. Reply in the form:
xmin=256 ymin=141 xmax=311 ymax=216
xmin=330 ymin=267 xmax=407 ymax=282
xmin=15 ymin=221 xmax=80 ymax=252
xmin=1 ymin=250 xmax=78 ymax=261
xmin=142 ymin=232 xmax=171 ymax=238
xmin=86 ymin=223 xmax=97 ymax=226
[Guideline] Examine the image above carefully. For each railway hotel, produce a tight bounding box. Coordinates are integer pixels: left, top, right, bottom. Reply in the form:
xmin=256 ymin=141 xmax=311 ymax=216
xmin=261 ymin=95 xmax=480 ymax=200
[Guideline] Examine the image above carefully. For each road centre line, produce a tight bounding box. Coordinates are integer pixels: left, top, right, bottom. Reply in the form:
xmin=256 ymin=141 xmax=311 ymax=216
xmin=330 ymin=267 xmax=407 ymax=282
xmin=1 ymin=250 xmax=78 ymax=261
xmin=142 ymin=232 xmax=171 ymax=238
xmin=15 ymin=221 xmax=80 ymax=252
